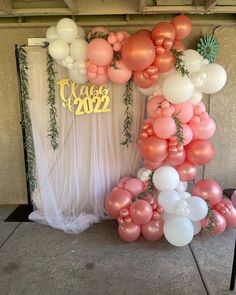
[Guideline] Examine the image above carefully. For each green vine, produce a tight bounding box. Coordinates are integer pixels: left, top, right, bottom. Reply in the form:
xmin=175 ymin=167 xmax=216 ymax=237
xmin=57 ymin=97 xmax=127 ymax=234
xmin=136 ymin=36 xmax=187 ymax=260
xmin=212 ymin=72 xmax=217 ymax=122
xmin=173 ymin=114 xmax=184 ymax=146
xmin=171 ymin=48 xmax=189 ymax=77
xmin=16 ymin=45 xmax=37 ymax=192
xmin=45 ymin=43 xmax=59 ymax=150
xmin=86 ymin=31 xmax=109 ymax=43
xmin=204 ymin=202 xmax=217 ymax=234
xmin=110 ymin=51 xmax=121 ymax=69
xmin=136 ymin=172 xmax=155 ymax=200
xmin=121 ymin=80 xmax=133 ymax=148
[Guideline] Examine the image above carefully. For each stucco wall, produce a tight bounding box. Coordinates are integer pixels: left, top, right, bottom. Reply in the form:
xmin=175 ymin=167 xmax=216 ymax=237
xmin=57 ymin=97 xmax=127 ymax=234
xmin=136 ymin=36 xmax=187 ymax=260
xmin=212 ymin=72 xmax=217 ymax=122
xmin=0 ymin=23 xmax=234 ymax=204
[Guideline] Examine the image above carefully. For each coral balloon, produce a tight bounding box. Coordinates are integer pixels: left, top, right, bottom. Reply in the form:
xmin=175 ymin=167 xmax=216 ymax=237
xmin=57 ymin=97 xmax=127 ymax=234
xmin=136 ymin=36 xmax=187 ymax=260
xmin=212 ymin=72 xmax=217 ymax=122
xmin=173 ymin=40 xmax=185 ymax=51
xmin=190 ymin=117 xmax=216 ymax=139
xmin=88 ymin=71 xmax=109 ymax=86
xmin=201 ymin=210 xmax=226 ymax=235
xmin=118 ymin=223 xmax=141 ymax=242
xmin=215 ymin=199 xmax=236 ymax=228
xmin=147 ymin=96 xmax=164 ymax=118
xmin=121 ymin=35 xmax=155 ymax=71
xmin=87 ymin=38 xmax=113 ymax=66
xmin=182 ymin=124 xmax=193 ymax=145
xmin=143 ymin=160 xmax=163 ymax=171
xmin=107 ymin=60 xmax=132 ymax=84
xmin=105 ymin=189 xmax=133 ymax=218
xmin=192 ymin=179 xmax=222 ymax=207
xmin=136 ymin=29 xmax=151 ymax=38
xmin=151 ymin=22 xmax=176 ymax=43
xmin=172 ymin=15 xmax=192 ymax=40
xmin=130 ymin=200 xmax=153 ymax=225
xmin=153 ymin=117 xmax=176 ymax=139
xmin=124 ymin=178 xmax=144 ymax=195
xmin=140 ymin=135 xmax=168 ymax=163
xmin=186 ymin=139 xmax=214 ymax=166
xmin=173 ymin=102 xmax=194 ymax=123
xmin=176 ymin=161 xmax=197 ymax=182
xmin=142 ymin=219 xmax=164 ymax=241
xmin=153 ymin=51 xmax=175 ymax=73
xmin=165 ymin=149 xmax=186 ymax=166
xmin=133 ymin=71 xmax=157 ymax=88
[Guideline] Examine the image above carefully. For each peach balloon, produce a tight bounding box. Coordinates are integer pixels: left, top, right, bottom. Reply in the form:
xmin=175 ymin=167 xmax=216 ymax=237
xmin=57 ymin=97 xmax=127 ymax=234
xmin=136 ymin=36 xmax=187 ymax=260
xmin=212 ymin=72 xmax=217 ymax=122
xmin=147 ymin=96 xmax=164 ymax=118
xmin=136 ymin=29 xmax=151 ymax=38
xmin=121 ymin=35 xmax=156 ymax=71
xmin=201 ymin=210 xmax=226 ymax=235
xmin=153 ymin=117 xmax=176 ymax=139
xmin=192 ymin=179 xmax=222 ymax=207
xmin=151 ymin=22 xmax=176 ymax=43
xmin=182 ymin=124 xmax=193 ymax=145
xmin=153 ymin=51 xmax=175 ymax=73
xmin=173 ymin=39 xmax=186 ymax=51
xmin=186 ymin=139 xmax=214 ymax=166
xmin=124 ymin=178 xmax=144 ymax=195
xmin=130 ymin=200 xmax=153 ymax=225
xmin=214 ymin=199 xmax=236 ymax=228
xmin=88 ymin=71 xmax=109 ymax=86
xmin=105 ymin=189 xmax=133 ymax=218
xmin=133 ymin=71 xmax=157 ymax=88
xmin=142 ymin=219 xmax=164 ymax=241
xmin=87 ymin=38 xmax=113 ymax=66
xmin=165 ymin=149 xmax=186 ymax=166
xmin=171 ymin=15 xmax=192 ymax=40
xmin=118 ymin=223 xmax=141 ymax=242
xmin=140 ymin=135 xmax=168 ymax=163
xmin=173 ymin=102 xmax=194 ymax=123
xmin=107 ymin=60 xmax=132 ymax=84
xmin=189 ymin=117 xmax=216 ymax=140
xmin=176 ymin=161 xmax=197 ymax=182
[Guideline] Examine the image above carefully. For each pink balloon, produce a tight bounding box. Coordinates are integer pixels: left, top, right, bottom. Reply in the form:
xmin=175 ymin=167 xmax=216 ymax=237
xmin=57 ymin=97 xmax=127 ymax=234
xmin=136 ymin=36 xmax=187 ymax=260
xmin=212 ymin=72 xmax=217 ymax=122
xmin=105 ymin=189 xmax=133 ymax=218
xmin=91 ymin=26 xmax=109 ymax=33
xmin=165 ymin=149 xmax=186 ymax=166
xmin=201 ymin=210 xmax=226 ymax=236
xmin=136 ymin=29 xmax=151 ymax=38
xmin=186 ymin=139 xmax=214 ymax=166
xmin=107 ymin=60 xmax=132 ymax=84
xmin=151 ymin=22 xmax=176 ymax=43
xmin=118 ymin=222 xmax=141 ymax=241
xmin=176 ymin=161 xmax=197 ymax=182
xmin=214 ymin=199 xmax=236 ymax=228
xmin=130 ymin=200 xmax=153 ymax=225
xmin=124 ymin=178 xmax=144 ymax=196
xmin=173 ymin=102 xmax=194 ymax=123
xmin=88 ymin=71 xmax=109 ymax=86
xmin=147 ymin=96 xmax=164 ymax=118
xmin=192 ymin=179 xmax=222 ymax=207
xmin=190 ymin=117 xmax=216 ymax=140
xmin=133 ymin=71 xmax=157 ymax=88
xmin=153 ymin=117 xmax=176 ymax=139
xmin=153 ymin=51 xmax=175 ymax=73
xmin=142 ymin=219 xmax=164 ymax=241
xmin=121 ymin=35 xmax=155 ymax=71
xmin=140 ymin=135 xmax=168 ymax=163
xmin=87 ymin=38 xmax=113 ymax=66
xmin=119 ymin=176 xmax=132 ymax=184
xmin=182 ymin=124 xmax=193 ymax=145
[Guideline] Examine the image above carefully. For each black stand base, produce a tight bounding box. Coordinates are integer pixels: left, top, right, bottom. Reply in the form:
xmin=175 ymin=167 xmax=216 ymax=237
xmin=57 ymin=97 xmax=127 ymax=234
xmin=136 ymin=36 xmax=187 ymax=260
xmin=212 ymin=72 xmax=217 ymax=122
xmin=4 ymin=204 xmax=33 ymax=222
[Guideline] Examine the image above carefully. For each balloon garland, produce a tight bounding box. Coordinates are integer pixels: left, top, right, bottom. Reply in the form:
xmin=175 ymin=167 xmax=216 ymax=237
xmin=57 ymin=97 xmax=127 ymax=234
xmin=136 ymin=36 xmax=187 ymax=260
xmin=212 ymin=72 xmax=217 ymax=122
xmin=45 ymin=16 xmax=236 ymax=246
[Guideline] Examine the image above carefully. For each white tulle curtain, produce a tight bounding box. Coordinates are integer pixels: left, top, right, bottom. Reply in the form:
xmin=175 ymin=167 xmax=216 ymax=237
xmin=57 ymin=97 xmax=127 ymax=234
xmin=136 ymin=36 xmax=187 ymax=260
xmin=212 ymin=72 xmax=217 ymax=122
xmin=25 ymin=47 xmax=145 ymax=233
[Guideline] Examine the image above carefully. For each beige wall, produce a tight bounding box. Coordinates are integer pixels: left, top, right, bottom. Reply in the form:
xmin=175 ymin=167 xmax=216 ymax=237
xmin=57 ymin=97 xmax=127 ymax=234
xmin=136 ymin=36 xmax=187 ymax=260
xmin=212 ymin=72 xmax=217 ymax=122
xmin=0 ymin=23 xmax=235 ymax=204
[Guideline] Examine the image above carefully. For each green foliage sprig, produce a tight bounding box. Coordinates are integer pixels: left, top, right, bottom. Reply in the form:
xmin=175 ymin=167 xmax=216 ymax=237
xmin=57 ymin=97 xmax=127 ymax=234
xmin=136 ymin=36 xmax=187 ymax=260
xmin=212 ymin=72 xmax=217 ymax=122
xmin=204 ymin=202 xmax=217 ymax=234
xmin=173 ymin=114 xmax=184 ymax=146
xmin=171 ymin=48 xmax=189 ymax=77
xmin=16 ymin=45 xmax=37 ymax=192
xmin=86 ymin=31 xmax=109 ymax=43
xmin=136 ymin=172 xmax=155 ymax=200
xmin=121 ymin=80 xmax=133 ymax=148
xmin=111 ymin=51 xmax=121 ymax=69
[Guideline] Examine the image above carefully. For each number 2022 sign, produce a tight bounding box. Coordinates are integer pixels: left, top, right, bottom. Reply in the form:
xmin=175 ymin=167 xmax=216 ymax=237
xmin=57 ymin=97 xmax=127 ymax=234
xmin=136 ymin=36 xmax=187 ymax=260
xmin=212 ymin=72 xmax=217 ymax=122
xmin=57 ymin=79 xmax=111 ymax=116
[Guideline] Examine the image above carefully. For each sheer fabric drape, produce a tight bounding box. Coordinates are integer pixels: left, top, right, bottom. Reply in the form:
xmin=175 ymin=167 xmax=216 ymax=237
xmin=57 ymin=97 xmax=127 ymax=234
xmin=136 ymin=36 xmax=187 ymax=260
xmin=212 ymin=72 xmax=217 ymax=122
xmin=26 ymin=48 xmax=145 ymax=233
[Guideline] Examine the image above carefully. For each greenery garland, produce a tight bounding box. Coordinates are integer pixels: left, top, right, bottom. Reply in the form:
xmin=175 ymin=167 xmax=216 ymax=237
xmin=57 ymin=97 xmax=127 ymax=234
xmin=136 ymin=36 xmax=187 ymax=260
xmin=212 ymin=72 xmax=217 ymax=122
xmin=121 ymin=80 xmax=133 ymax=148
xmin=204 ymin=202 xmax=216 ymax=234
xmin=44 ymin=42 xmax=59 ymax=150
xmin=136 ymin=172 xmax=155 ymax=200
xmin=171 ymin=48 xmax=189 ymax=77
xmin=173 ymin=114 xmax=184 ymax=146
xmin=86 ymin=31 xmax=109 ymax=43
xmin=16 ymin=45 xmax=37 ymax=192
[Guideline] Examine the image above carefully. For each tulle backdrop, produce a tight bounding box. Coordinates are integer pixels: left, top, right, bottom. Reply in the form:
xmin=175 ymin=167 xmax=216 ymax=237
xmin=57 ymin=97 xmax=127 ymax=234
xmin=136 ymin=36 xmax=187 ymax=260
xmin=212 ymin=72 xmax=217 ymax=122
xmin=26 ymin=47 xmax=145 ymax=233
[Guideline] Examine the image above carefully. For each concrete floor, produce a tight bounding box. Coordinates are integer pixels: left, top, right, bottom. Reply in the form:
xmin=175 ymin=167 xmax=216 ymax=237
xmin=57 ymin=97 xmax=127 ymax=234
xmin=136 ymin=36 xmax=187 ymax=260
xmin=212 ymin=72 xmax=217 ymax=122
xmin=0 ymin=206 xmax=235 ymax=295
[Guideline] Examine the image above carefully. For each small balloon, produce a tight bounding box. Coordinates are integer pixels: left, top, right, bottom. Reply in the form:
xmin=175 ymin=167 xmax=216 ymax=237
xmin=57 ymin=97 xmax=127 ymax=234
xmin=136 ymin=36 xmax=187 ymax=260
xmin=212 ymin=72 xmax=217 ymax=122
xmin=142 ymin=219 xmax=164 ymax=241
xmin=118 ymin=223 xmax=141 ymax=242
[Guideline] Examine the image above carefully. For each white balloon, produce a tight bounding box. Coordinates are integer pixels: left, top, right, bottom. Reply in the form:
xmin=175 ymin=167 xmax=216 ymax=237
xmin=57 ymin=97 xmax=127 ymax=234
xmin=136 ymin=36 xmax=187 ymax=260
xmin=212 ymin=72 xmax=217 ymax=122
xmin=56 ymin=18 xmax=78 ymax=43
xmin=189 ymin=90 xmax=203 ymax=105
xmin=66 ymin=63 xmax=74 ymax=70
xmin=176 ymin=181 xmax=188 ymax=192
xmin=158 ymin=190 xmax=181 ymax=213
xmin=70 ymin=39 xmax=88 ymax=61
xmin=174 ymin=200 xmax=190 ymax=217
xmin=137 ymin=167 xmax=152 ymax=181
xmin=164 ymin=216 xmax=194 ymax=247
xmin=74 ymin=60 xmax=86 ymax=70
xmin=153 ymin=166 xmax=180 ymax=191
xmin=46 ymin=26 xmax=58 ymax=43
xmin=138 ymin=85 xmax=155 ymax=96
xmin=77 ymin=26 xmax=86 ymax=39
xmin=49 ymin=39 xmax=69 ymax=60
xmin=162 ymin=73 xmax=194 ymax=104
xmin=186 ymin=196 xmax=208 ymax=221
xmin=192 ymin=221 xmax=201 ymax=235
xmin=182 ymin=50 xmax=203 ymax=73
xmin=69 ymin=69 xmax=88 ymax=84
xmin=65 ymin=55 xmax=74 ymax=64
xmin=55 ymin=59 xmax=64 ymax=66
xmin=79 ymin=69 xmax=87 ymax=75
xmin=197 ymin=63 xmax=227 ymax=94
xmin=178 ymin=191 xmax=191 ymax=200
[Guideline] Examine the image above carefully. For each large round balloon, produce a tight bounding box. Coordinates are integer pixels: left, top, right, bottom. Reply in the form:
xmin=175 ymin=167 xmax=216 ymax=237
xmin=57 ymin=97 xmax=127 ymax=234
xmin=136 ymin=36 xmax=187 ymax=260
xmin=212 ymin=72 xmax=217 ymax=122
xmin=181 ymin=50 xmax=203 ymax=73
xmin=153 ymin=117 xmax=176 ymax=139
xmin=87 ymin=38 xmax=113 ymax=66
xmin=173 ymin=102 xmax=194 ymax=123
xmin=121 ymin=35 xmax=155 ymax=71
xmin=142 ymin=219 xmax=164 ymax=241
xmin=186 ymin=197 xmax=208 ymax=221
xmin=118 ymin=223 xmax=141 ymax=242
xmin=171 ymin=15 xmax=192 ymax=40
xmin=197 ymin=63 xmax=227 ymax=94
xmin=70 ymin=39 xmax=88 ymax=61
xmin=140 ymin=135 xmax=168 ymax=163
xmin=186 ymin=139 xmax=214 ymax=166
xmin=49 ymin=39 xmax=69 ymax=60
xmin=56 ymin=18 xmax=78 ymax=43
xmin=151 ymin=22 xmax=175 ymax=43
xmin=165 ymin=149 xmax=186 ymax=167
xmin=201 ymin=210 xmax=226 ymax=235
xmin=176 ymin=161 xmax=197 ymax=182
xmin=153 ymin=51 xmax=175 ymax=73
xmin=107 ymin=60 xmax=132 ymax=84
xmin=46 ymin=26 xmax=58 ymax=43
xmin=189 ymin=117 xmax=216 ymax=139
xmin=153 ymin=166 xmax=180 ymax=191
xmin=130 ymin=200 xmax=153 ymax=225
xmin=158 ymin=190 xmax=181 ymax=213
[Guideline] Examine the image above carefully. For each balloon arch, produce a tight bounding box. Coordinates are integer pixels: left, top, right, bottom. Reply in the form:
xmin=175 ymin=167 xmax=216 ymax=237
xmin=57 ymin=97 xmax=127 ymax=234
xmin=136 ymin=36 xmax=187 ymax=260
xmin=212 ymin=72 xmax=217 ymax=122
xmin=46 ymin=15 xmax=236 ymax=247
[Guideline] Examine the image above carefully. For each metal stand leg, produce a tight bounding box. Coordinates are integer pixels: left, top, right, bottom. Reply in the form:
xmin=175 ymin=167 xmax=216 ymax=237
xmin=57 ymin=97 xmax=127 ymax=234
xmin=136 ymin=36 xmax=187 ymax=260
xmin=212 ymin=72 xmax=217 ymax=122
xmin=230 ymin=238 xmax=236 ymax=290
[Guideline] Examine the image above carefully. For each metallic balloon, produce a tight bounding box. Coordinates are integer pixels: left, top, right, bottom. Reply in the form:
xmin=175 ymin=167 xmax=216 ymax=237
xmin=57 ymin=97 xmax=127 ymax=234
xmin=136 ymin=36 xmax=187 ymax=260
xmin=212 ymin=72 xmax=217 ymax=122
xmin=118 ymin=222 xmax=141 ymax=242
xmin=130 ymin=200 xmax=153 ymax=225
xmin=142 ymin=219 xmax=164 ymax=241
xmin=171 ymin=15 xmax=192 ymax=40
xmin=176 ymin=161 xmax=197 ymax=182
xmin=186 ymin=139 xmax=214 ymax=166
xmin=140 ymin=135 xmax=168 ymax=163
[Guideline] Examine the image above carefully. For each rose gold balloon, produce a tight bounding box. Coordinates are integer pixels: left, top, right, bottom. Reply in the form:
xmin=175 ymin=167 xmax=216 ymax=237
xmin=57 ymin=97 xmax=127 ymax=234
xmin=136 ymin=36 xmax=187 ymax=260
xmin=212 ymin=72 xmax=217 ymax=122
xmin=171 ymin=15 xmax=192 ymax=40
xmin=124 ymin=178 xmax=144 ymax=195
xmin=201 ymin=210 xmax=226 ymax=235
xmin=151 ymin=22 xmax=176 ymax=43
xmin=165 ymin=149 xmax=186 ymax=166
xmin=140 ymin=135 xmax=168 ymax=163
xmin=192 ymin=179 xmax=222 ymax=207
xmin=105 ymin=189 xmax=133 ymax=218
xmin=121 ymin=35 xmax=155 ymax=71
xmin=144 ymin=160 xmax=163 ymax=171
xmin=214 ymin=199 xmax=236 ymax=228
xmin=142 ymin=219 xmax=164 ymax=241
xmin=186 ymin=139 xmax=214 ymax=166
xmin=130 ymin=200 xmax=153 ymax=225
xmin=118 ymin=222 xmax=141 ymax=241
xmin=173 ymin=39 xmax=186 ymax=51
xmin=176 ymin=161 xmax=197 ymax=182
xmin=136 ymin=29 xmax=151 ymax=38
xmin=153 ymin=51 xmax=175 ymax=73
xmin=133 ymin=71 xmax=157 ymax=88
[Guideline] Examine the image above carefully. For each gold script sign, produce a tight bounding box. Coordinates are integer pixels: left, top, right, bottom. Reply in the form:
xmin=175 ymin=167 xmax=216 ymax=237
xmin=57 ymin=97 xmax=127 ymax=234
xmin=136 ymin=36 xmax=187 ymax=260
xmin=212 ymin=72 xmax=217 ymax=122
xmin=57 ymin=79 xmax=111 ymax=115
